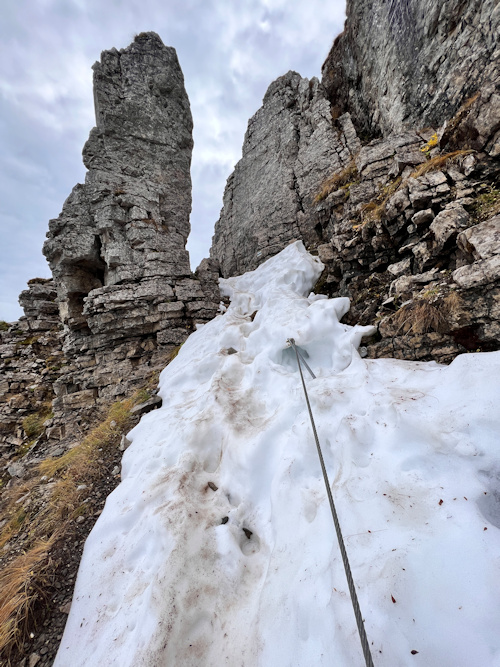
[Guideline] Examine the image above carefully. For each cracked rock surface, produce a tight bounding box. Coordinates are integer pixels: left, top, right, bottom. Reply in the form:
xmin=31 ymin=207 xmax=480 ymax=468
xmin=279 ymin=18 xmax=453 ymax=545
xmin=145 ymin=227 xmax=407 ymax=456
xmin=41 ymin=33 xmax=220 ymax=435
xmin=210 ymin=71 xmax=360 ymax=277
xmin=322 ymin=0 xmax=500 ymax=150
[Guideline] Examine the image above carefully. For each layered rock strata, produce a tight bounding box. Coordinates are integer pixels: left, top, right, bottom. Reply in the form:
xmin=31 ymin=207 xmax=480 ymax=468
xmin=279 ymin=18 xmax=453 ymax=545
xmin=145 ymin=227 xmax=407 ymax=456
xmin=321 ymin=0 xmax=500 ymax=151
xmin=314 ymin=134 xmax=500 ymax=362
xmin=42 ymin=33 xmax=220 ymax=428
xmin=0 ymin=280 xmax=62 ymax=468
xmin=210 ymin=72 xmax=361 ymax=276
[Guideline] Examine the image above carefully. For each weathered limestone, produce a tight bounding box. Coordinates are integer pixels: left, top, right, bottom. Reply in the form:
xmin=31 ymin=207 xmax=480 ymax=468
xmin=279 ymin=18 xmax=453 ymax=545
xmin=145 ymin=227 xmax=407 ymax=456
xmin=312 ymin=132 xmax=500 ymax=361
xmin=453 ymin=215 xmax=500 ymax=288
xmin=321 ymin=0 xmax=500 ymax=152
xmin=209 ymin=0 xmax=500 ymax=364
xmin=41 ymin=33 xmax=220 ymax=430
xmin=0 ymin=281 xmax=62 ymax=463
xmin=44 ymin=33 xmax=196 ymax=348
xmin=210 ymin=72 xmax=361 ymax=276
xmin=18 ymin=278 xmax=60 ymax=332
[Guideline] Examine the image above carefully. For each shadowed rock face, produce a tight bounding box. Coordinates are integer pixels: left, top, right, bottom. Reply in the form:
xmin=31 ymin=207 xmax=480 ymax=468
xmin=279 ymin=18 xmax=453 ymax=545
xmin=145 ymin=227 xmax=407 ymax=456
xmin=43 ymin=32 xmax=195 ymax=348
xmin=210 ymin=72 xmax=361 ymax=277
xmin=322 ymin=0 xmax=500 ymax=149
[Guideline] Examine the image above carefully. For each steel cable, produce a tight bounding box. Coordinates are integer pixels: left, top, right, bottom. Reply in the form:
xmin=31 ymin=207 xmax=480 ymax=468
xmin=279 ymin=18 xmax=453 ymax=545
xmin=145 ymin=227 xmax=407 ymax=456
xmin=287 ymin=338 xmax=374 ymax=667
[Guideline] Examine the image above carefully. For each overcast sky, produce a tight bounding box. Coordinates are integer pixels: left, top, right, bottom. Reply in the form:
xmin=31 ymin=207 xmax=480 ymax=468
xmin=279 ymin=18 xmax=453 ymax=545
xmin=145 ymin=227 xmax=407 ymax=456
xmin=0 ymin=0 xmax=346 ymax=321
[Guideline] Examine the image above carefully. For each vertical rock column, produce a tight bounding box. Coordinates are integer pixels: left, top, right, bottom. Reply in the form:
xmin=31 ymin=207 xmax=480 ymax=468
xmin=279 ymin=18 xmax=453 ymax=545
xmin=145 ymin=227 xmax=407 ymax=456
xmin=43 ymin=33 xmax=219 ymax=420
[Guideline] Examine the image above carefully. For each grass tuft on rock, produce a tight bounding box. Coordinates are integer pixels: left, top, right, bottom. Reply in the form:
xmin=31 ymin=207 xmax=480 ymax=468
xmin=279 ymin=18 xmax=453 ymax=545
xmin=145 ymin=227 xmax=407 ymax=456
xmin=0 ymin=386 xmax=153 ymax=660
xmin=314 ymin=160 xmax=358 ymax=203
xmin=410 ymin=150 xmax=474 ymax=179
xmin=390 ymin=300 xmax=446 ymax=335
xmin=0 ymin=538 xmax=56 ymax=657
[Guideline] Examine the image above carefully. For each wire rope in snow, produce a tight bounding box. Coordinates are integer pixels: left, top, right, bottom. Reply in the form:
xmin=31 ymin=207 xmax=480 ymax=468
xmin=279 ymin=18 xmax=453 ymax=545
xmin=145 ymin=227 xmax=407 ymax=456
xmin=287 ymin=337 xmax=375 ymax=667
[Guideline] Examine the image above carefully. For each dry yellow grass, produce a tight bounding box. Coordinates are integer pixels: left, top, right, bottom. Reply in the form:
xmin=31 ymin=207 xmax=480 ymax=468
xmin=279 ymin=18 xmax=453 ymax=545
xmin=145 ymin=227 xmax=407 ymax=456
xmin=0 ymin=396 xmax=136 ymax=659
xmin=0 ymin=509 xmax=27 ymax=552
xmin=391 ymin=299 xmax=446 ymax=335
xmin=410 ymin=150 xmax=474 ymax=179
xmin=0 ymin=484 xmax=33 ymax=551
xmin=440 ymin=92 xmax=481 ymax=148
xmin=39 ymin=399 xmax=132 ymax=480
xmin=314 ymin=160 xmax=358 ymax=203
xmin=356 ymin=150 xmax=474 ymax=226
xmin=0 ymin=358 xmax=178 ymax=661
xmin=0 ymin=537 xmax=56 ymax=656
xmin=443 ymin=290 xmax=463 ymax=313
xmin=359 ymin=176 xmax=403 ymax=224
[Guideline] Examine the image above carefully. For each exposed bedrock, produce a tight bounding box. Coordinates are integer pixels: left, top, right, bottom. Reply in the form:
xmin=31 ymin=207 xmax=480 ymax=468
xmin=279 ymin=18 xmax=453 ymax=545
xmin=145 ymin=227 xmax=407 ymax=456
xmin=322 ymin=0 xmax=500 ymax=150
xmin=210 ymin=71 xmax=361 ymax=277
xmin=209 ymin=0 xmax=500 ymax=363
xmin=42 ymin=33 xmax=220 ymax=429
xmin=44 ymin=32 xmax=194 ymax=342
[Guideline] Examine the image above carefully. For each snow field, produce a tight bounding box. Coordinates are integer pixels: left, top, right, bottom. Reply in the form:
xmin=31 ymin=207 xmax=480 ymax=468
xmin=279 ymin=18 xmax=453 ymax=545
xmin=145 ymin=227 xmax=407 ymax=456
xmin=55 ymin=242 xmax=500 ymax=666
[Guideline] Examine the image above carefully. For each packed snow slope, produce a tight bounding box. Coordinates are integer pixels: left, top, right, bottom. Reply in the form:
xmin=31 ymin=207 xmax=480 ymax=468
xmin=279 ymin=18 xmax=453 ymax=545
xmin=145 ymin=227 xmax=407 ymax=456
xmin=55 ymin=242 xmax=500 ymax=667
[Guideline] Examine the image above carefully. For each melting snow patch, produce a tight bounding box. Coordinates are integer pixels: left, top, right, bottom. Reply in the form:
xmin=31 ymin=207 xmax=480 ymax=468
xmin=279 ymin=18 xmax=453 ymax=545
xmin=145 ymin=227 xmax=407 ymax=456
xmin=55 ymin=241 xmax=500 ymax=667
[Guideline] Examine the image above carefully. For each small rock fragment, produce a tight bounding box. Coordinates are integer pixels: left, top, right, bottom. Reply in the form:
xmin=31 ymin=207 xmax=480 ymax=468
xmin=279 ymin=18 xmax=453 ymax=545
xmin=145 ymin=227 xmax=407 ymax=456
xmin=131 ymin=395 xmax=163 ymax=416
xmin=120 ymin=435 xmax=132 ymax=451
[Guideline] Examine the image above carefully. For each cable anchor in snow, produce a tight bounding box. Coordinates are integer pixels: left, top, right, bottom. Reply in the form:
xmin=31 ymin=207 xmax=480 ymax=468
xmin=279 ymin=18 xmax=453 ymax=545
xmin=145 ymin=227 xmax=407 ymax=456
xmin=286 ymin=338 xmax=316 ymax=379
xmin=288 ymin=337 xmax=374 ymax=667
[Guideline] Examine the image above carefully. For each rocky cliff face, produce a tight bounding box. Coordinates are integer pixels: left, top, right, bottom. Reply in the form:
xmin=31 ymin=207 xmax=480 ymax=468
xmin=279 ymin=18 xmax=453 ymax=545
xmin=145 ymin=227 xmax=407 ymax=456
xmin=315 ymin=131 xmax=500 ymax=362
xmin=210 ymin=72 xmax=361 ymax=276
xmin=209 ymin=0 xmax=500 ymax=363
xmin=45 ymin=32 xmax=196 ymax=346
xmin=1 ymin=9 xmax=499 ymax=664
xmin=0 ymin=280 xmax=62 ymax=466
xmin=322 ymin=0 xmax=500 ymax=150
xmin=42 ymin=33 xmax=220 ymax=431
xmin=0 ymin=33 xmax=224 ymax=484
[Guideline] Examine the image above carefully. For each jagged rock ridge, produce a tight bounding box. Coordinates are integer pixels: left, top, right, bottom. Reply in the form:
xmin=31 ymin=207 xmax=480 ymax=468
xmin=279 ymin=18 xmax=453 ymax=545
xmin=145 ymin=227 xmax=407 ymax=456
xmin=1 ymin=9 xmax=499 ymax=664
xmin=1 ymin=34 xmax=221 ymax=667
xmin=210 ymin=72 xmax=360 ymax=276
xmin=209 ymin=0 xmax=500 ymax=363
